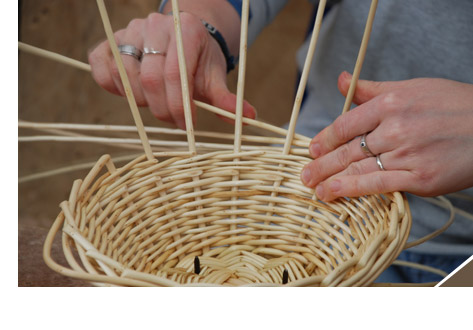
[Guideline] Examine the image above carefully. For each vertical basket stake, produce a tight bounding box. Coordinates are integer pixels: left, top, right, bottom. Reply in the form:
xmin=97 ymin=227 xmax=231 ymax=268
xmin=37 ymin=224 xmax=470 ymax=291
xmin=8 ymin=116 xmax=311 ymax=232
xmin=170 ymin=0 xmax=196 ymax=155
xmin=261 ymin=1 xmax=327 ymax=244
xmin=229 ymin=0 xmax=250 ymax=232
xmin=233 ymin=0 xmax=250 ymax=153
xmin=293 ymin=0 xmax=331 ymax=235
xmin=341 ymin=0 xmax=378 ymax=114
xmin=95 ymin=0 xmax=155 ymax=161
xmin=282 ymin=0 xmax=327 ymax=155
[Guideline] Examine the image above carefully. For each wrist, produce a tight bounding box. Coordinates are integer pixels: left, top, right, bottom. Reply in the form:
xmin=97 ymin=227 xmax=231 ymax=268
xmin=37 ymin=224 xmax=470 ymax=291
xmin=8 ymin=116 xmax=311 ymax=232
xmin=159 ymin=0 xmax=241 ymax=56
xmin=201 ymin=19 xmax=236 ymax=72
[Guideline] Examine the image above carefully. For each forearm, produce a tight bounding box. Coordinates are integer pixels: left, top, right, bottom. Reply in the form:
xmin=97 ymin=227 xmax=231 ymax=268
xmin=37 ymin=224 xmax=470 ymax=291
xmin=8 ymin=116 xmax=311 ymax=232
xmin=160 ymin=0 xmax=241 ymax=57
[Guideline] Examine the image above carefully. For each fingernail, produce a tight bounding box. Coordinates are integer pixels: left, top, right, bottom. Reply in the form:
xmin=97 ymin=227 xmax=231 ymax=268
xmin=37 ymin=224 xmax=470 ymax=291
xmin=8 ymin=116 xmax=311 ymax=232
xmin=301 ymin=166 xmax=312 ymax=186
xmin=309 ymin=143 xmax=321 ymax=158
xmin=316 ymin=185 xmax=324 ymax=200
xmin=329 ymin=180 xmax=341 ymax=192
xmin=243 ymin=103 xmax=257 ymax=119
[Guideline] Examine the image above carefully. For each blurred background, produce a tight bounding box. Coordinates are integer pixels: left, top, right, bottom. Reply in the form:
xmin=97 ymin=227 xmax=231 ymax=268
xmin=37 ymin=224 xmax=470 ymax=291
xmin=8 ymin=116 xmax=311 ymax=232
xmin=18 ymin=0 xmax=312 ymax=285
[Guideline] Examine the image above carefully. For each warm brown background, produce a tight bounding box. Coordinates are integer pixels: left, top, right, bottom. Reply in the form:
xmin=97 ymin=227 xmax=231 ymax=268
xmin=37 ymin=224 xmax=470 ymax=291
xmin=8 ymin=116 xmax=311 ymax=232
xmin=18 ymin=0 xmax=313 ymax=286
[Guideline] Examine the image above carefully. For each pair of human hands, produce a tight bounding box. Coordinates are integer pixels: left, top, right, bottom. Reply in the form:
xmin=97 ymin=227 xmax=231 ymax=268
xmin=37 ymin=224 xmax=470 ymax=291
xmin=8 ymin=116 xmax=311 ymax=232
xmin=89 ymin=12 xmax=473 ymax=202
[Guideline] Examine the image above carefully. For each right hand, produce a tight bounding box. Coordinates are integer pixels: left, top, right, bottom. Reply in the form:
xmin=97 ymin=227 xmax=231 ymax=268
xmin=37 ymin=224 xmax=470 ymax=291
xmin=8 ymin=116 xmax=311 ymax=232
xmin=301 ymin=73 xmax=473 ymax=201
xmin=88 ymin=12 xmax=256 ymax=129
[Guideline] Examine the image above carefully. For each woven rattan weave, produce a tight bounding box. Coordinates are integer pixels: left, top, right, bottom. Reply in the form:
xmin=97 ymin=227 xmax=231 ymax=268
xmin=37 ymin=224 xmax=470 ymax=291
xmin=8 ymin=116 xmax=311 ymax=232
xmin=43 ymin=147 xmax=411 ymax=286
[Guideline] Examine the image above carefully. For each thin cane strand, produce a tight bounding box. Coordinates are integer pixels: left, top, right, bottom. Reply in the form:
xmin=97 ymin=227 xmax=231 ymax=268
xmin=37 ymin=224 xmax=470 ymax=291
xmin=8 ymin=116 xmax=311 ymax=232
xmin=95 ymin=0 xmax=155 ymax=160
xmin=341 ymin=0 xmax=378 ymax=114
xmin=283 ymin=0 xmax=327 ymax=155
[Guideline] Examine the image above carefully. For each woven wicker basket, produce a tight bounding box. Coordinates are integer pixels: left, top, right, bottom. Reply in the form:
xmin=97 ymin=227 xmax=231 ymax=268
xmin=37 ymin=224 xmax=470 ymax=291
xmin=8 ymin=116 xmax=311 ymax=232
xmin=43 ymin=148 xmax=411 ymax=286
xmin=38 ymin=0 xmax=413 ymax=286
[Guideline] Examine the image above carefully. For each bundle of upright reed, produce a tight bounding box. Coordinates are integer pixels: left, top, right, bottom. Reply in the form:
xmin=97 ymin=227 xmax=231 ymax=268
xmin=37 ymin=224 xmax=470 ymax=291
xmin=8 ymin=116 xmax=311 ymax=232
xmin=33 ymin=0 xmax=414 ymax=286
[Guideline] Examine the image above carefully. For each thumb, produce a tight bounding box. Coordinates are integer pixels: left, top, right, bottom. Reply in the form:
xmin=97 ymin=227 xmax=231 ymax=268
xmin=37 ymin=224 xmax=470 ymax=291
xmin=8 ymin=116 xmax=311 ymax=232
xmin=337 ymin=71 xmax=402 ymax=105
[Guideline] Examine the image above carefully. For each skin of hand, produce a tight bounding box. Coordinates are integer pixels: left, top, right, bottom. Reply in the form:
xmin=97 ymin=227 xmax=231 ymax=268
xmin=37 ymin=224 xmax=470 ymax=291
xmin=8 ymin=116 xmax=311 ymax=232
xmin=88 ymin=1 xmax=256 ymax=130
xmin=301 ymin=71 xmax=473 ymax=202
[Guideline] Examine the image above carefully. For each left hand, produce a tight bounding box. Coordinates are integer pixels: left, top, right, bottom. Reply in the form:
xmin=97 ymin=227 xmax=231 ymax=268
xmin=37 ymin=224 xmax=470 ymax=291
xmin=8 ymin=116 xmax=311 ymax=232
xmin=301 ymin=71 xmax=473 ymax=202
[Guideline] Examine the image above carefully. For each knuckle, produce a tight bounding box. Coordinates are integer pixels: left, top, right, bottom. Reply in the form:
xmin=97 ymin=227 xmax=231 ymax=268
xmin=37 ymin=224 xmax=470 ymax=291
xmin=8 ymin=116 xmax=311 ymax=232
xmin=180 ymin=12 xmax=201 ymax=28
xmin=414 ymin=169 xmax=437 ymax=194
xmin=393 ymin=145 xmax=412 ymax=159
xmin=164 ymin=65 xmax=181 ymax=84
xmin=379 ymin=91 xmax=403 ymax=115
xmin=169 ymin=102 xmax=185 ymax=118
xmin=346 ymin=161 xmax=364 ymax=176
xmin=332 ymin=116 xmax=350 ymax=144
xmin=336 ymin=143 xmax=351 ymax=169
xmin=152 ymin=110 xmax=172 ymax=123
xmin=140 ymin=72 xmax=163 ymax=91
xmin=373 ymin=175 xmax=388 ymax=193
xmin=146 ymin=12 xmax=163 ymax=25
xmin=180 ymin=13 xmax=208 ymax=40
xmin=383 ymin=119 xmax=405 ymax=143
xmin=352 ymin=176 xmax=363 ymax=196
xmin=352 ymin=173 xmax=387 ymax=196
xmin=127 ymin=18 xmax=144 ymax=30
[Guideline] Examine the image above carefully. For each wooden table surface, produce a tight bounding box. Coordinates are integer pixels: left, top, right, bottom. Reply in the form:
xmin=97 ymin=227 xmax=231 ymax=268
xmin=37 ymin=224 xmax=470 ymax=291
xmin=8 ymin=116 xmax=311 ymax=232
xmin=18 ymin=221 xmax=89 ymax=287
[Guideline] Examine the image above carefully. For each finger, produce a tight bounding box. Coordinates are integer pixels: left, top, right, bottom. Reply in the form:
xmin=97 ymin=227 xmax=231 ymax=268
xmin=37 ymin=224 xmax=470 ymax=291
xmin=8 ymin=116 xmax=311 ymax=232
xmin=110 ymin=19 xmax=146 ymax=105
xmin=194 ymin=36 xmax=256 ymax=123
xmin=88 ymin=35 xmax=123 ymax=96
xmin=315 ymin=169 xmax=416 ymax=202
xmin=141 ymin=54 xmax=169 ymax=120
xmin=206 ymin=86 xmax=257 ymax=124
xmin=163 ymin=14 xmax=205 ymax=129
xmin=163 ymin=39 xmax=195 ymax=129
xmin=302 ymin=148 xmax=378 ymax=189
xmin=304 ymin=128 xmax=396 ymax=188
xmin=337 ymin=71 xmax=420 ymax=105
xmin=304 ymin=144 xmax=401 ymax=188
xmin=333 ymin=155 xmax=382 ymax=177
xmin=308 ymin=124 xmax=397 ymax=177
xmin=308 ymin=101 xmax=382 ymax=158
xmin=302 ymin=136 xmax=368 ymax=187
xmin=313 ymin=152 xmax=410 ymax=201
xmin=140 ymin=14 xmax=171 ymax=122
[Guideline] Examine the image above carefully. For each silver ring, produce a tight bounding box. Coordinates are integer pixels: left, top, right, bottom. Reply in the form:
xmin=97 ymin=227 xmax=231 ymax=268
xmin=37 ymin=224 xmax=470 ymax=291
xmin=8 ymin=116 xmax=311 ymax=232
xmin=118 ymin=44 xmax=143 ymax=61
xmin=143 ymin=47 xmax=166 ymax=56
xmin=376 ymin=154 xmax=385 ymax=171
xmin=360 ymin=133 xmax=375 ymax=157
